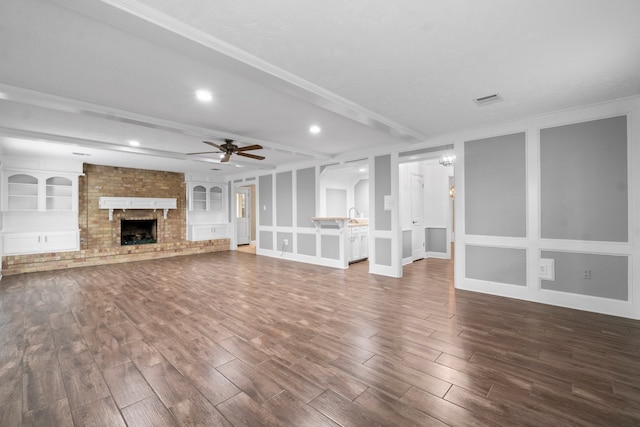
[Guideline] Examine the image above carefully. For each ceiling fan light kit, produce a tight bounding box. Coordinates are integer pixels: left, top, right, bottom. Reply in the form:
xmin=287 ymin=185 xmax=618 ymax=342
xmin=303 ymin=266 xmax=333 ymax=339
xmin=187 ymin=139 xmax=265 ymax=163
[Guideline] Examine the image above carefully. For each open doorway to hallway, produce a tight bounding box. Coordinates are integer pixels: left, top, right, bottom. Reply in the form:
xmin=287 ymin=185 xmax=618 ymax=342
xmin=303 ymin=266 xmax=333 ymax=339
xmin=235 ymin=184 xmax=256 ymax=253
xmin=399 ymin=147 xmax=455 ymax=269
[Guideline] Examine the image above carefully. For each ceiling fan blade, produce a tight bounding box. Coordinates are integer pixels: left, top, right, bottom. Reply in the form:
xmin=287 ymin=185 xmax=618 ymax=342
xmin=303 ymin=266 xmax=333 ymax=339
xmin=235 ymin=144 xmax=263 ymax=152
xmin=186 ymin=150 xmax=222 ymax=155
xmin=236 ymin=152 xmax=265 ymax=161
xmin=203 ymin=140 xmax=223 ymax=150
xmin=221 ymin=152 xmax=232 ymax=162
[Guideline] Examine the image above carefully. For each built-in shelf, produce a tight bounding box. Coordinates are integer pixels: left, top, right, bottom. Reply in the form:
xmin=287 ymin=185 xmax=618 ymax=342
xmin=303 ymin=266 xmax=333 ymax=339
xmin=99 ymin=197 xmax=177 ymax=220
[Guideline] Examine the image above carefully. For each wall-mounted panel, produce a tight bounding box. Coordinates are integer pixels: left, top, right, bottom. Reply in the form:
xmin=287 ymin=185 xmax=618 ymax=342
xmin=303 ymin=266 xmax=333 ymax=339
xmin=402 ymin=230 xmax=412 ymax=259
xmin=541 ymin=251 xmax=628 ymax=300
xmin=465 ymin=245 xmax=527 ymax=286
xmin=465 ymin=133 xmax=526 ymax=237
xmin=326 ymin=188 xmax=347 ymax=217
xmin=296 ymin=167 xmax=316 ymax=228
xmin=259 ymin=230 xmax=273 ymax=250
xmin=375 ymin=238 xmax=392 ymax=266
xmin=375 ymin=155 xmax=392 ymax=231
xmin=276 ymin=232 xmax=293 ymax=253
xmin=276 ymin=171 xmax=293 ymax=227
xmin=321 ymin=235 xmax=340 ymax=260
xmin=258 ymin=175 xmax=273 ymax=227
xmin=354 ymin=179 xmax=369 ymax=218
xmin=297 ymin=233 xmax=316 ymax=256
xmin=540 ymin=116 xmax=627 ymax=242
xmin=426 ymin=228 xmax=447 ymax=253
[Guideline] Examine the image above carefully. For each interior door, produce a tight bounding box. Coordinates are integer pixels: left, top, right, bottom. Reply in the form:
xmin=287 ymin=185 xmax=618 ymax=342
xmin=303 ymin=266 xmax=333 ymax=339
xmin=236 ymin=187 xmax=250 ymax=245
xmin=411 ymin=173 xmax=425 ymax=261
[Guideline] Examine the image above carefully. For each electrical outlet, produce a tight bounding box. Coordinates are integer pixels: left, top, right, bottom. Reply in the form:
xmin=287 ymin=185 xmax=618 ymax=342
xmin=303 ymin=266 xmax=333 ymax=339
xmin=583 ymin=269 xmax=592 ymax=280
xmin=283 ymin=239 xmax=288 ymax=245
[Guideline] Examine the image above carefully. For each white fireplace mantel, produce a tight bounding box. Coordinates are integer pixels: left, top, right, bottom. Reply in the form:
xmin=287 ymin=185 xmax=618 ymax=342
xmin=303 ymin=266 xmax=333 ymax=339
xmin=98 ymin=197 xmax=177 ymax=221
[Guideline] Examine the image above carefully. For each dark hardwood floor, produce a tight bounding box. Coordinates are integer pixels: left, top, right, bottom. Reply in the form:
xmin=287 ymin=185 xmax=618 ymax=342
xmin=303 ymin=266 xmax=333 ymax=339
xmin=1 ymin=251 xmax=640 ymax=426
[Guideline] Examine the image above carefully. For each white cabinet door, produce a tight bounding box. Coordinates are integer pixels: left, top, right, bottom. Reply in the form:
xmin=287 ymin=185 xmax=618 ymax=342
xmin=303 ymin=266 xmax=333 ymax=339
xmin=189 ymin=224 xmax=230 ymax=241
xmin=190 ymin=225 xmax=213 ymax=241
xmin=211 ymin=224 xmax=229 ymax=239
xmin=3 ymin=233 xmax=41 ymax=255
xmin=3 ymin=231 xmax=79 ymax=255
xmin=43 ymin=231 xmax=79 ymax=252
xmin=359 ymin=228 xmax=369 ymax=259
xmin=348 ymin=226 xmax=369 ymax=262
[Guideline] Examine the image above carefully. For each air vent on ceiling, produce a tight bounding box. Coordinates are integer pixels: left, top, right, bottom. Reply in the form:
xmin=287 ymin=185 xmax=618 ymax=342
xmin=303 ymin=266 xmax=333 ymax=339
xmin=474 ymin=93 xmax=503 ymax=106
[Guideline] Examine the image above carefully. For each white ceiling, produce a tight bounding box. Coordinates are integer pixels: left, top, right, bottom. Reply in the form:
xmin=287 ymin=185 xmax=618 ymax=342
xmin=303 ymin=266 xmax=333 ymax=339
xmin=1 ymin=0 xmax=639 ymax=178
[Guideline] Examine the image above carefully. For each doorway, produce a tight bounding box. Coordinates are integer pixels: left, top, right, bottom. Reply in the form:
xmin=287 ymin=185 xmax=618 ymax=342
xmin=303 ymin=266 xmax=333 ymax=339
xmin=235 ymin=186 xmax=251 ymax=246
xmin=410 ymin=173 xmax=425 ymax=261
xmin=399 ymin=151 xmax=454 ymax=268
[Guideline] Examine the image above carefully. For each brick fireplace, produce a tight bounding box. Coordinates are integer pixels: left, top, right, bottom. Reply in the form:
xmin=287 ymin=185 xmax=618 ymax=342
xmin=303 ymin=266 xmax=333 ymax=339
xmin=1 ymin=164 xmax=229 ymax=275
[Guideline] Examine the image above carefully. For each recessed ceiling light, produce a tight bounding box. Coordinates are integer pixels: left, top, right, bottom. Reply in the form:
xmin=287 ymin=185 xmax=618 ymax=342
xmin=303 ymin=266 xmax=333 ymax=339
xmin=195 ymin=90 xmax=213 ymax=103
xmin=309 ymin=125 xmax=321 ymax=134
xmin=359 ymin=168 xmax=367 ymax=173
xmin=128 ymin=140 xmax=140 ymax=147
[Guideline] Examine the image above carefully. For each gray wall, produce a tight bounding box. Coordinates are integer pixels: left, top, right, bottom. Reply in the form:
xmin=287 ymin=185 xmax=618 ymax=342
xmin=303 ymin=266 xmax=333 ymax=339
xmin=276 ymin=171 xmax=292 ymax=227
xmin=321 ymin=235 xmax=340 ymax=260
xmin=402 ymin=230 xmax=412 ymax=259
xmin=540 ymin=115 xmax=628 ymax=242
xmin=375 ymin=238 xmax=392 ymax=266
xmin=465 ymin=133 xmax=526 ymax=237
xmin=375 ymin=155 xmax=392 ymax=231
xmin=296 ymin=167 xmax=316 ymax=228
xmin=354 ymin=179 xmax=369 ymax=218
xmin=326 ymin=188 xmax=347 ymax=217
xmin=258 ymin=174 xmax=273 ymax=226
xmin=466 ymin=245 xmax=527 ymax=286
xmin=297 ymin=233 xmax=316 ymax=256
xmin=541 ymin=251 xmax=628 ymax=300
xmin=426 ymin=227 xmax=447 ymax=253
xmin=276 ymin=232 xmax=293 ymax=253
xmin=259 ymin=230 xmax=273 ymax=250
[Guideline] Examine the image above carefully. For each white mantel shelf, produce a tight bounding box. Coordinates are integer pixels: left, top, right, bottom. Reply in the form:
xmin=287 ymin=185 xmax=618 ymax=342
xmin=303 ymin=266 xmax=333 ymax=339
xmin=99 ymin=197 xmax=177 ymax=221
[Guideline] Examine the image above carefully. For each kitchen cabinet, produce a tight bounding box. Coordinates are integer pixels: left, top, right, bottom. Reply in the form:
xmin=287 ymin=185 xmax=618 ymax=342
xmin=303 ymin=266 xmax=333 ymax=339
xmin=3 ymin=230 xmax=79 ymax=255
xmin=348 ymin=225 xmax=368 ymax=262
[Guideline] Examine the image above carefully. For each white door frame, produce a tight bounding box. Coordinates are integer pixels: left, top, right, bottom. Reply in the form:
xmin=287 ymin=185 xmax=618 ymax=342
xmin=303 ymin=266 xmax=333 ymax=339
xmin=235 ymin=186 xmax=251 ymax=245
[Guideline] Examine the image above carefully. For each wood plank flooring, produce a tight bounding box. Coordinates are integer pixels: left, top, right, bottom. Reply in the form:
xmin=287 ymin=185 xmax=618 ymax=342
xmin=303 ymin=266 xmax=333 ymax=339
xmin=1 ymin=251 xmax=640 ymax=426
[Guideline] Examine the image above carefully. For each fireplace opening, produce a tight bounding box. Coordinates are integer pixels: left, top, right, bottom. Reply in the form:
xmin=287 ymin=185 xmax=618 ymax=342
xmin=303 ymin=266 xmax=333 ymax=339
xmin=121 ymin=219 xmax=157 ymax=245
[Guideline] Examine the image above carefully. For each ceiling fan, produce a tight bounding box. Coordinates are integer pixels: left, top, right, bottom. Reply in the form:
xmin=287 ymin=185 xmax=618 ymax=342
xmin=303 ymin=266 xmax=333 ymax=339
xmin=187 ymin=139 xmax=265 ymax=162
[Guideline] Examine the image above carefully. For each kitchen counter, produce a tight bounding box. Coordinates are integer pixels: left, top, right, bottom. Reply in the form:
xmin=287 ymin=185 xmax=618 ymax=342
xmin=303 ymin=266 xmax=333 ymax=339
xmin=311 ymin=217 xmax=368 ymax=225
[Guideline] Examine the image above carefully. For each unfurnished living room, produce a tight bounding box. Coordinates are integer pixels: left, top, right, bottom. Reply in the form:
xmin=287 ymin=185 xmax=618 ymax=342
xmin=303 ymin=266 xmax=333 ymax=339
xmin=1 ymin=1 xmax=640 ymax=426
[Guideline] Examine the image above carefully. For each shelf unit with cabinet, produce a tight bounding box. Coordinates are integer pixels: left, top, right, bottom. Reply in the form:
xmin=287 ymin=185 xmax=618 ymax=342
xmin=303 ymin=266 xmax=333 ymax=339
xmin=1 ymin=160 xmax=83 ymax=257
xmin=185 ymin=178 xmax=230 ymax=241
xmin=3 ymin=170 xmax=79 ymax=212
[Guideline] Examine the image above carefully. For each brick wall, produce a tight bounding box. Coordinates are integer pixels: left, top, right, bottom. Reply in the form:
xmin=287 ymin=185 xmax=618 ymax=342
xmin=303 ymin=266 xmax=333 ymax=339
xmin=2 ymin=164 xmax=230 ymax=275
